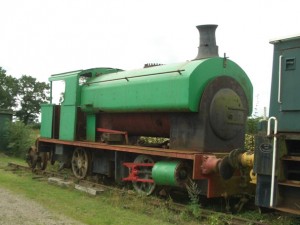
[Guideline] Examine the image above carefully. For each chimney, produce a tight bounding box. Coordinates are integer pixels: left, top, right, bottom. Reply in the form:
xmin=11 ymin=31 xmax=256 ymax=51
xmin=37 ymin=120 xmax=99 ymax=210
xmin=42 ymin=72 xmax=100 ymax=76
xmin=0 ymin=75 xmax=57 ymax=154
xmin=195 ymin=24 xmax=219 ymax=60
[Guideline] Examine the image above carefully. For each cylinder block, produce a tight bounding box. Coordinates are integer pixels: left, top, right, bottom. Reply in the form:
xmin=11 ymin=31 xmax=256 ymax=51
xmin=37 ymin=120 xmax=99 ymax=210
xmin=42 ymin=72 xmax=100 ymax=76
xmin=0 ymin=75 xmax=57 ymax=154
xmin=152 ymin=161 xmax=189 ymax=187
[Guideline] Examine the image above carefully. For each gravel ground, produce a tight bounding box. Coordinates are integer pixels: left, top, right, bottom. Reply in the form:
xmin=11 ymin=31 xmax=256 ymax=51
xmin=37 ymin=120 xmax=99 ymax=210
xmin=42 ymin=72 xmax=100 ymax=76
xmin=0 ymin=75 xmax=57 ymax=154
xmin=0 ymin=187 xmax=85 ymax=225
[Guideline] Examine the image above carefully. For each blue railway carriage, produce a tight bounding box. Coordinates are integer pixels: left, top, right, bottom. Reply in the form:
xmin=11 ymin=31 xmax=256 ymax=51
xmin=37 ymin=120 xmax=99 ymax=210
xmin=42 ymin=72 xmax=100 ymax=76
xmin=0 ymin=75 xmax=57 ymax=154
xmin=254 ymin=34 xmax=300 ymax=215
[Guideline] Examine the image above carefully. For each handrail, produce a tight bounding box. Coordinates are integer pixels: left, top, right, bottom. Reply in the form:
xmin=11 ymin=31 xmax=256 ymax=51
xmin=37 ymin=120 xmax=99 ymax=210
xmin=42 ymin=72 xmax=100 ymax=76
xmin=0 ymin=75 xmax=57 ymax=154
xmin=267 ymin=116 xmax=278 ymax=207
xmin=278 ymin=55 xmax=283 ymax=103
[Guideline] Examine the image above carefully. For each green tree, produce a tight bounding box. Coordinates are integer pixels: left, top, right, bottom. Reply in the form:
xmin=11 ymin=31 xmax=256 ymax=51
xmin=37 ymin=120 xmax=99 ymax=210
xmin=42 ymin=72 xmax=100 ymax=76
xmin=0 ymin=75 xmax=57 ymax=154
xmin=15 ymin=75 xmax=50 ymax=124
xmin=246 ymin=116 xmax=262 ymax=135
xmin=0 ymin=67 xmax=19 ymax=109
xmin=245 ymin=116 xmax=263 ymax=151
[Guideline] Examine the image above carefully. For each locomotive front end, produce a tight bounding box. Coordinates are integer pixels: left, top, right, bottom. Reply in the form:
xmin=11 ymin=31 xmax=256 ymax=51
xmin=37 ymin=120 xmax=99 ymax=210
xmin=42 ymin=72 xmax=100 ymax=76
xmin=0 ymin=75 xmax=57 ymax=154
xmin=80 ymin=25 xmax=253 ymax=152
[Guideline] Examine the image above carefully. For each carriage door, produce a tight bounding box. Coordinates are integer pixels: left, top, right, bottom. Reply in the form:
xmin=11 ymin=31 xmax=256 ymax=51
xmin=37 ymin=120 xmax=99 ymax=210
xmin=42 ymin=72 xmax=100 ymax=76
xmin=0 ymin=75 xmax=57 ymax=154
xmin=280 ymin=48 xmax=300 ymax=111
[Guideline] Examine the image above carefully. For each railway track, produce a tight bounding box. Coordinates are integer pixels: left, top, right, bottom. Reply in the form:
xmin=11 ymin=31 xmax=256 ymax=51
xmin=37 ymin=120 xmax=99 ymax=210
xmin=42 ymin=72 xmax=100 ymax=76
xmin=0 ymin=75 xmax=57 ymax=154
xmin=5 ymin=162 xmax=269 ymax=225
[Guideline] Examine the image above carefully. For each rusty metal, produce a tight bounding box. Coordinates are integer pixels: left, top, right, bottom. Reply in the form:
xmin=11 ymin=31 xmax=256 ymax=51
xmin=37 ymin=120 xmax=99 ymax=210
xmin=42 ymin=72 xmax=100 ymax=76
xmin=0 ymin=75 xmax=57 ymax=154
xmin=216 ymin=149 xmax=254 ymax=181
xmin=130 ymin=155 xmax=156 ymax=195
xmin=170 ymin=76 xmax=249 ymax=152
xmin=37 ymin=137 xmax=198 ymax=160
xmin=71 ymin=147 xmax=90 ymax=179
xmin=7 ymin=162 xmax=271 ymax=224
xmin=97 ymin=128 xmax=129 ymax=144
xmin=275 ymin=207 xmax=300 ymax=215
xmin=97 ymin=113 xmax=170 ymax=137
xmin=37 ymin=137 xmax=252 ymax=198
xmin=192 ymin=154 xmax=203 ymax=179
xmin=122 ymin=162 xmax=155 ymax=183
xmin=192 ymin=152 xmax=255 ymax=198
xmin=219 ymin=156 xmax=235 ymax=180
xmin=201 ymin=155 xmax=221 ymax=174
xmin=26 ymin=146 xmax=38 ymax=169
xmin=38 ymin=137 xmax=231 ymax=179
xmin=36 ymin=152 xmax=48 ymax=170
xmin=26 ymin=146 xmax=48 ymax=171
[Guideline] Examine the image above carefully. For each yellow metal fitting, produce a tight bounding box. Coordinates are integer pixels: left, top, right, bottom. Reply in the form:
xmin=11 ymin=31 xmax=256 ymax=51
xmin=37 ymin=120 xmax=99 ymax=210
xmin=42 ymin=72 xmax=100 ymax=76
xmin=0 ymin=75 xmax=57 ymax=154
xmin=239 ymin=151 xmax=254 ymax=168
xmin=249 ymin=169 xmax=257 ymax=184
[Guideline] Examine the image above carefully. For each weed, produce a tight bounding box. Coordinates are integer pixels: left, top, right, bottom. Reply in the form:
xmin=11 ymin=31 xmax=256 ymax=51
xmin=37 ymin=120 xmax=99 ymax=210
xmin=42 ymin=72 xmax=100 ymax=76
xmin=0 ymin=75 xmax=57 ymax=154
xmin=185 ymin=178 xmax=202 ymax=219
xmin=207 ymin=214 xmax=222 ymax=225
xmin=186 ymin=178 xmax=201 ymax=204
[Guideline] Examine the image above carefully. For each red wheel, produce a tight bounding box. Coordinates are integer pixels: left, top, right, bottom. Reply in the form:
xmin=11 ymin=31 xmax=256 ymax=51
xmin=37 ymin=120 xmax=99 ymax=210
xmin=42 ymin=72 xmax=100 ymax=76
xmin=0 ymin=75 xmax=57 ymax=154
xmin=132 ymin=155 xmax=156 ymax=195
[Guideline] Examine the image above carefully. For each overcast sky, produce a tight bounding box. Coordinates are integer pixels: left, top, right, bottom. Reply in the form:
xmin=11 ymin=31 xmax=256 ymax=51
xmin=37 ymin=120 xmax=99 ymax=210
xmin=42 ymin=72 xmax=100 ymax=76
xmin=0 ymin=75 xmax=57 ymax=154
xmin=1 ymin=0 xmax=299 ymax=116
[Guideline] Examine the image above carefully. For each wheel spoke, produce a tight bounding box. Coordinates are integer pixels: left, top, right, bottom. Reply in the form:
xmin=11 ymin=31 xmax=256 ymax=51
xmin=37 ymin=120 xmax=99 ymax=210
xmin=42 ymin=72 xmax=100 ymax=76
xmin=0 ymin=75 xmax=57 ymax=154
xmin=132 ymin=155 xmax=156 ymax=195
xmin=71 ymin=148 xmax=90 ymax=179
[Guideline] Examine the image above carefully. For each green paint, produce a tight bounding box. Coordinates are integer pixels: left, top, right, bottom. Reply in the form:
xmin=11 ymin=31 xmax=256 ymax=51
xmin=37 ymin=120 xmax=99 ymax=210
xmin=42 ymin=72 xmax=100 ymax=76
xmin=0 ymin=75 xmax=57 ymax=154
xmin=86 ymin=114 xmax=96 ymax=141
xmin=59 ymin=105 xmax=77 ymax=141
xmin=80 ymin=58 xmax=253 ymax=115
xmin=41 ymin=58 xmax=253 ymax=142
xmin=59 ymin=74 xmax=80 ymax=141
xmin=269 ymin=36 xmax=300 ymax=131
xmin=152 ymin=161 xmax=181 ymax=186
xmin=49 ymin=71 xmax=81 ymax=141
xmin=40 ymin=104 xmax=54 ymax=138
xmin=0 ymin=110 xmax=13 ymax=150
xmin=79 ymin=67 xmax=124 ymax=78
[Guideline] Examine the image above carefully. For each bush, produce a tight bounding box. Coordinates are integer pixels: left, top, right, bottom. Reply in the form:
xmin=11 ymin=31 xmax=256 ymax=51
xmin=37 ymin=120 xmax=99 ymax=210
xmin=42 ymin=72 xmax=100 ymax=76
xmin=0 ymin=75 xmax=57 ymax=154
xmin=244 ymin=134 xmax=255 ymax=151
xmin=245 ymin=117 xmax=263 ymax=151
xmin=4 ymin=121 xmax=37 ymax=157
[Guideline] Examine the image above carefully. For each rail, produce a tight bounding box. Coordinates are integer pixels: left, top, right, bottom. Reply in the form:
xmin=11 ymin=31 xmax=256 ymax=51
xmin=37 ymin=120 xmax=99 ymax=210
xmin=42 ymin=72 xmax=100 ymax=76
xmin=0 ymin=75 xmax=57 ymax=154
xmin=5 ymin=162 xmax=268 ymax=225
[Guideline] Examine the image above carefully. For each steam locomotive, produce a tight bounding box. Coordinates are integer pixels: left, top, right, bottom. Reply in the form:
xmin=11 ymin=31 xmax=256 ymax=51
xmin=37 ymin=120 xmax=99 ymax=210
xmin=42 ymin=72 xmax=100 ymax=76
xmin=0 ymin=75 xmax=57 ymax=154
xmin=28 ymin=24 xmax=300 ymax=215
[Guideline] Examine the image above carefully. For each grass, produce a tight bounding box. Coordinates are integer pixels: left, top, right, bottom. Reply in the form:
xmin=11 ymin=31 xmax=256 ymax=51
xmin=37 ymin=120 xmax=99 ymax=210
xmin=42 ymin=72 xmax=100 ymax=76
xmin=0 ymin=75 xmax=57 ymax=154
xmin=0 ymin=153 xmax=201 ymax=225
xmin=1 ymin=153 xmax=299 ymax=225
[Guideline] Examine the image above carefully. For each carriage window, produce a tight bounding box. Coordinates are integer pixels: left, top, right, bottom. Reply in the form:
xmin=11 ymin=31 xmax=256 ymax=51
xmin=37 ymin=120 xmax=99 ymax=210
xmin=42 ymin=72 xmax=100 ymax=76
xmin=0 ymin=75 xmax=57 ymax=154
xmin=51 ymin=80 xmax=65 ymax=105
xmin=285 ymin=58 xmax=296 ymax=71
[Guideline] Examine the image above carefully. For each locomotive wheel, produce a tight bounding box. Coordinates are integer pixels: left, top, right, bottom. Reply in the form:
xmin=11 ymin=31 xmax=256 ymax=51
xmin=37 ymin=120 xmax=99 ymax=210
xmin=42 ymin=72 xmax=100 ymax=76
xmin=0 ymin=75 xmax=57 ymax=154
xmin=36 ymin=152 xmax=48 ymax=170
xmin=50 ymin=149 xmax=56 ymax=165
xmin=132 ymin=155 xmax=156 ymax=195
xmin=26 ymin=146 xmax=38 ymax=170
xmin=71 ymin=147 xmax=90 ymax=179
